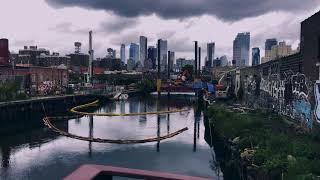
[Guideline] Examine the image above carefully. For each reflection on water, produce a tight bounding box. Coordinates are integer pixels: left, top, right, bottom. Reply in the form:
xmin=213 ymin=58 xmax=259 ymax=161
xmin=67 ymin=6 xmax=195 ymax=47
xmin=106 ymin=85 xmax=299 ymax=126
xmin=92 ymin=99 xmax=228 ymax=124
xmin=0 ymin=94 xmax=222 ymax=180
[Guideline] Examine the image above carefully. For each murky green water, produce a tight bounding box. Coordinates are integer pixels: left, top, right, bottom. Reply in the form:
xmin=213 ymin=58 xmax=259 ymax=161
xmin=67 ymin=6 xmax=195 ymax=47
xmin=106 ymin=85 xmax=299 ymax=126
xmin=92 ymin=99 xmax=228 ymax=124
xmin=0 ymin=95 xmax=222 ymax=179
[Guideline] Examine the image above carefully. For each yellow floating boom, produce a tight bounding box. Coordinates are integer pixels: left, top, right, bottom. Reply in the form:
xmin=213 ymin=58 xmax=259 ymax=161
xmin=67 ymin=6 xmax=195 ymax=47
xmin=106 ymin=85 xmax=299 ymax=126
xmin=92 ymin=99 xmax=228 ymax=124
xmin=70 ymin=100 xmax=190 ymax=116
xmin=43 ymin=117 xmax=188 ymax=144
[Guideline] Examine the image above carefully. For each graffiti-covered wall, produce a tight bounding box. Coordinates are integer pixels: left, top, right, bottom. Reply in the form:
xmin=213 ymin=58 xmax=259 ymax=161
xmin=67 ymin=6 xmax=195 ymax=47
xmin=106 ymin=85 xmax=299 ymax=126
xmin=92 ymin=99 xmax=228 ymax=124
xmin=239 ymin=53 xmax=317 ymax=129
xmin=230 ymin=11 xmax=320 ymax=129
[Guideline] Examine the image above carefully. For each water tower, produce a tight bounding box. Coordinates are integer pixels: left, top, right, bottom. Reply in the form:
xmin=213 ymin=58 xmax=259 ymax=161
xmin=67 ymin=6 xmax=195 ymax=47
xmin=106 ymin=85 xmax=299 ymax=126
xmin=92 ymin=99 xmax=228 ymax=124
xmin=74 ymin=42 xmax=81 ymax=53
xmin=107 ymin=48 xmax=115 ymax=58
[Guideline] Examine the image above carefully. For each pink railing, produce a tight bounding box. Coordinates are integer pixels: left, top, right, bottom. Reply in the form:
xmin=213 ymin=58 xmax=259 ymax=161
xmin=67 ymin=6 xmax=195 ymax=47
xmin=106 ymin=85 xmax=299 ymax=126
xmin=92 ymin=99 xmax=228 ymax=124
xmin=64 ymin=164 xmax=211 ymax=180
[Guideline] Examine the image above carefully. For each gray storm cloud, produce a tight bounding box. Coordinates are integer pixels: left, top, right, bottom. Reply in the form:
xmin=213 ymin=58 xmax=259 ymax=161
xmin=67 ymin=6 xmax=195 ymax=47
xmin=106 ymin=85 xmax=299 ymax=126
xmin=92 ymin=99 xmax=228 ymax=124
xmin=45 ymin=0 xmax=315 ymax=21
xmin=99 ymin=18 xmax=140 ymax=33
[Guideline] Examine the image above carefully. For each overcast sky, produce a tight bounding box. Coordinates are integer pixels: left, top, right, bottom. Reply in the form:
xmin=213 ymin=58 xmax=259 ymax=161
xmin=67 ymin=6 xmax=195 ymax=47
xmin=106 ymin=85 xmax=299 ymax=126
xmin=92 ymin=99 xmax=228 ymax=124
xmin=1 ymin=0 xmax=319 ymax=65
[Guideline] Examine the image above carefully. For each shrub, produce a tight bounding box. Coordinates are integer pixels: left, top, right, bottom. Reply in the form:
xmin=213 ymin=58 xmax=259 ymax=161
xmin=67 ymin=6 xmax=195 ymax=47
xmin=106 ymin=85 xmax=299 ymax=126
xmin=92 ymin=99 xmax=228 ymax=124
xmin=208 ymin=105 xmax=320 ymax=179
xmin=137 ymin=79 xmax=156 ymax=94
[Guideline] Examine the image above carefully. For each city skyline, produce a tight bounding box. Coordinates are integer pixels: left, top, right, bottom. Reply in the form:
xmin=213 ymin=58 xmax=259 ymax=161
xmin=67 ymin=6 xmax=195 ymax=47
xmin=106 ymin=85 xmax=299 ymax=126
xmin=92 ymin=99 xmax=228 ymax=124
xmin=0 ymin=0 xmax=319 ymax=67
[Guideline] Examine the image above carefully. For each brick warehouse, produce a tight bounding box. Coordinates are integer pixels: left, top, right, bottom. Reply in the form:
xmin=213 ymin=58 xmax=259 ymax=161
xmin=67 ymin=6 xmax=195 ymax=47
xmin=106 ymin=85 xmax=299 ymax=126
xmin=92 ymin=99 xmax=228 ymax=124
xmin=0 ymin=65 xmax=68 ymax=95
xmin=234 ymin=11 xmax=320 ymax=129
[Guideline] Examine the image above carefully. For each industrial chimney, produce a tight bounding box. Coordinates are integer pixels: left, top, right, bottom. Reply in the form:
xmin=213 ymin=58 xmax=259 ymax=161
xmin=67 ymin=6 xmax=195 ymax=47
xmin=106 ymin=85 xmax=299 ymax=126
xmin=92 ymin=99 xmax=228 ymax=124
xmin=0 ymin=38 xmax=9 ymax=66
xmin=88 ymin=31 xmax=94 ymax=83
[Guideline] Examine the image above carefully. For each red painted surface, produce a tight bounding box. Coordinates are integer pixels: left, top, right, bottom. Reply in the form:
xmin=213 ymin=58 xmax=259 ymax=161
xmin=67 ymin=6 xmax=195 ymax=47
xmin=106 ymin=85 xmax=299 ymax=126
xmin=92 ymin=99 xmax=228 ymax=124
xmin=93 ymin=67 xmax=105 ymax=75
xmin=80 ymin=66 xmax=89 ymax=74
xmin=0 ymin=65 xmax=68 ymax=91
xmin=216 ymin=84 xmax=224 ymax=91
xmin=64 ymin=164 xmax=211 ymax=180
xmin=161 ymin=85 xmax=193 ymax=92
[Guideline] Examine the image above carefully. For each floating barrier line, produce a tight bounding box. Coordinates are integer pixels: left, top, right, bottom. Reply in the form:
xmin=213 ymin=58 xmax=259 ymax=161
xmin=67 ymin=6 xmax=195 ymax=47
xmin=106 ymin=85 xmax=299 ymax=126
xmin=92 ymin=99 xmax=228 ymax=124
xmin=46 ymin=114 xmax=84 ymax=121
xmin=70 ymin=100 xmax=190 ymax=116
xmin=43 ymin=117 xmax=188 ymax=144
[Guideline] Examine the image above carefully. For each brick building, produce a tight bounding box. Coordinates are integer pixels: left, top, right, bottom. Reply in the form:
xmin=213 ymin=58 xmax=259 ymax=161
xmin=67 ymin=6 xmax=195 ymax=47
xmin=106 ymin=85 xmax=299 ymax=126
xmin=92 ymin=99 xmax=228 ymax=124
xmin=0 ymin=39 xmax=9 ymax=66
xmin=0 ymin=65 xmax=68 ymax=95
xmin=67 ymin=53 xmax=89 ymax=73
xmin=94 ymin=58 xmax=122 ymax=71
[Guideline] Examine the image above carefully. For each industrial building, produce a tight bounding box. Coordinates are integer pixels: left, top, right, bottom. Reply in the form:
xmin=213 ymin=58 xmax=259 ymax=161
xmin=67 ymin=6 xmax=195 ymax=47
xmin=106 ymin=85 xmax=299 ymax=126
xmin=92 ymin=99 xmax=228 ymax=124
xmin=67 ymin=42 xmax=89 ymax=74
xmin=37 ymin=52 xmax=70 ymax=68
xmin=18 ymin=46 xmax=50 ymax=65
xmin=93 ymin=58 xmax=122 ymax=72
xmin=0 ymin=39 xmax=9 ymax=66
xmin=301 ymin=11 xmax=320 ymax=81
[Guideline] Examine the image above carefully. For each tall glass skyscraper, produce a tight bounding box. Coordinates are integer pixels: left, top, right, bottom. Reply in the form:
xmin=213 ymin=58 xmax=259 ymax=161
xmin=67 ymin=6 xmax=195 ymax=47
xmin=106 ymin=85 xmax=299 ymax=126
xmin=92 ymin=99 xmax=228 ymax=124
xmin=252 ymin=47 xmax=260 ymax=66
xmin=265 ymin=38 xmax=278 ymax=51
xmin=157 ymin=39 xmax=168 ymax=72
xmin=169 ymin=51 xmax=175 ymax=72
xmin=264 ymin=38 xmax=278 ymax=62
xmin=120 ymin=44 xmax=125 ymax=64
xmin=233 ymin=32 xmax=250 ymax=67
xmin=207 ymin=42 xmax=215 ymax=67
xmin=139 ymin=36 xmax=147 ymax=67
xmin=129 ymin=43 xmax=139 ymax=64
xmin=147 ymin=46 xmax=157 ymax=69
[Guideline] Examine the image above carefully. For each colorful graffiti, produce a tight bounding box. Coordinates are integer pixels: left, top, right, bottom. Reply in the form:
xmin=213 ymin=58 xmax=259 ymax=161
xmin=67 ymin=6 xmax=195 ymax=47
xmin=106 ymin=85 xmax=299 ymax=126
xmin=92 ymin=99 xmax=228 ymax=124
xmin=259 ymin=74 xmax=284 ymax=99
xmin=292 ymin=73 xmax=308 ymax=99
xmin=293 ymin=99 xmax=312 ymax=128
xmin=235 ymin=70 xmax=240 ymax=96
xmin=243 ymin=70 xmax=314 ymax=129
xmin=314 ymin=80 xmax=320 ymax=123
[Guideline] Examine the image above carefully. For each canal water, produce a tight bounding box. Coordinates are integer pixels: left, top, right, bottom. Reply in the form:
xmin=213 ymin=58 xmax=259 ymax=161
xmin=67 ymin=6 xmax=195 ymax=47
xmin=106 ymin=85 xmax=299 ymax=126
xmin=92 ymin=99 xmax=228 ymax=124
xmin=0 ymin=95 xmax=222 ymax=179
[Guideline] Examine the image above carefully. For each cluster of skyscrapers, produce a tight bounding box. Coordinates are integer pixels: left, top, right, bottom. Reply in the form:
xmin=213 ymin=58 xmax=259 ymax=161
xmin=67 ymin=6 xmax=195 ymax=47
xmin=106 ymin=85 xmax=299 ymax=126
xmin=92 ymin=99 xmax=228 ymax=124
xmin=118 ymin=32 xmax=298 ymax=72
xmin=232 ymin=32 xmax=298 ymax=67
xmin=120 ymin=36 xmax=172 ymax=72
xmin=261 ymin=39 xmax=296 ymax=63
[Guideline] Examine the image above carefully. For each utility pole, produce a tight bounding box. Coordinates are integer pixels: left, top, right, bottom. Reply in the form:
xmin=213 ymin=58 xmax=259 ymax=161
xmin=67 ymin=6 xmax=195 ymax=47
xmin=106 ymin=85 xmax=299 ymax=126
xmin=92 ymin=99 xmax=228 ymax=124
xmin=198 ymin=47 xmax=201 ymax=77
xmin=157 ymin=39 xmax=161 ymax=98
xmin=168 ymin=51 xmax=171 ymax=80
xmin=88 ymin=31 xmax=94 ymax=84
xmin=194 ymin=41 xmax=198 ymax=77
xmin=157 ymin=39 xmax=161 ymax=152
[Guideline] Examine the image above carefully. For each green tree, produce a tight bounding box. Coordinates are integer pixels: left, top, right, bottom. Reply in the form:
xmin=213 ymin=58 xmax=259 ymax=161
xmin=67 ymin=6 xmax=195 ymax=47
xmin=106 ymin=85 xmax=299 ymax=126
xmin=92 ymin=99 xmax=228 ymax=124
xmin=181 ymin=64 xmax=194 ymax=81
xmin=0 ymin=81 xmax=28 ymax=102
xmin=137 ymin=80 xmax=156 ymax=94
xmin=181 ymin=64 xmax=194 ymax=75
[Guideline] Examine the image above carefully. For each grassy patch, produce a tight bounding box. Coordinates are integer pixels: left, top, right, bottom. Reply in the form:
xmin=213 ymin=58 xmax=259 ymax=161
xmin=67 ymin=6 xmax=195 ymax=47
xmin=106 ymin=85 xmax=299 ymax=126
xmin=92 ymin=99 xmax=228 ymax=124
xmin=0 ymin=81 xmax=28 ymax=102
xmin=208 ymin=105 xmax=320 ymax=179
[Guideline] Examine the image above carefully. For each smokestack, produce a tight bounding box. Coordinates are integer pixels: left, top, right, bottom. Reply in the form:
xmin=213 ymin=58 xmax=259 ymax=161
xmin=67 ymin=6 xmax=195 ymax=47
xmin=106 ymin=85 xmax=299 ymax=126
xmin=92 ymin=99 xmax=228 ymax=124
xmin=89 ymin=31 xmax=92 ymax=51
xmin=168 ymin=51 xmax=171 ymax=79
xmin=0 ymin=38 xmax=9 ymax=66
xmin=157 ymin=40 xmax=161 ymax=78
xmin=198 ymin=47 xmax=201 ymax=75
xmin=88 ymin=31 xmax=94 ymax=83
xmin=194 ymin=41 xmax=198 ymax=76
xmin=157 ymin=39 xmax=161 ymax=97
